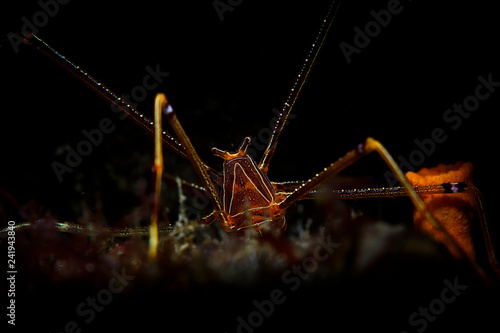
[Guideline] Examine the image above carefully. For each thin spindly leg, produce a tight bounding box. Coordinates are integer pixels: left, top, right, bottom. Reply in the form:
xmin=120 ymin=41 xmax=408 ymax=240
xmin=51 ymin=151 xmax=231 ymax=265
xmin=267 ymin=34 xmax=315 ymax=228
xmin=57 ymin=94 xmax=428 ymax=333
xmin=273 ymin=180 xmax=469 ymax=200
xmin=0 ymin=171 xmax=213 ymax=240
xmin=27 ymin=34 xmax=188 ymax=160
xmin=160 ymin=94 xmax=230 ymax=230
xmin=27 ymin=34 xmax=225 ymax=186
xmin=278 ymin=137 xmax=491 ymax=281
xmin=471 ymin=186 xmax=500 ymax=277
xmin=148 ymin=94 xmax=165 ymax=261
xmin=0 ymin=221 xmax=174 ymax=237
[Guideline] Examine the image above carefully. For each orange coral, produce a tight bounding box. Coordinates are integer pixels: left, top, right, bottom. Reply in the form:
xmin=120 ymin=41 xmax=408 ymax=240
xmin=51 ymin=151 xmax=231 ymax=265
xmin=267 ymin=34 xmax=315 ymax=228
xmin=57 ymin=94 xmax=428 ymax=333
xmin=406 ymin=162 xmax=475 ymax=260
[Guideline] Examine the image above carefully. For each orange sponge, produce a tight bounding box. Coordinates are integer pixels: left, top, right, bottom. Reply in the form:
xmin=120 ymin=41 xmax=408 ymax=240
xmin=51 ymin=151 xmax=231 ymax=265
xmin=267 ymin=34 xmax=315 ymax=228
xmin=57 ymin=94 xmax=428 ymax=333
xmin=406 ymin=162 xmax=475 ymax=260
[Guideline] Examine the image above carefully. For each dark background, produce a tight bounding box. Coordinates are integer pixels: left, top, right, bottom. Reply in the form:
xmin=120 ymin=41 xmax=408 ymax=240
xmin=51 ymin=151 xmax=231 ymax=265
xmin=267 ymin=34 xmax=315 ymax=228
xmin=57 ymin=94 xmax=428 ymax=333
xmin=1 ymin=0 xmax=498 ymax=220
xmin=1 ymin=0 xmax=499 ymax=332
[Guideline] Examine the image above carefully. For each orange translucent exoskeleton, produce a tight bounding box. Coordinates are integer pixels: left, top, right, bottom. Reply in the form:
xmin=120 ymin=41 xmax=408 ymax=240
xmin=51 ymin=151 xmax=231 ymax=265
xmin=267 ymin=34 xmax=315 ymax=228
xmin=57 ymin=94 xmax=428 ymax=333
xmin=212 ymin=138 xmax=286 ymax=234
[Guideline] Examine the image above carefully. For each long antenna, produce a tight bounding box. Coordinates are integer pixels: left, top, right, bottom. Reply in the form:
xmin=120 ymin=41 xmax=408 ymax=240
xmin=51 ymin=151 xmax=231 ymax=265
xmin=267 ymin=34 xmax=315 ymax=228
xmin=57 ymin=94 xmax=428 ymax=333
xmin=258 ymin=0 xmax=343 ymax=173
xmin=24 ymin=34 xmax=189 ymax=160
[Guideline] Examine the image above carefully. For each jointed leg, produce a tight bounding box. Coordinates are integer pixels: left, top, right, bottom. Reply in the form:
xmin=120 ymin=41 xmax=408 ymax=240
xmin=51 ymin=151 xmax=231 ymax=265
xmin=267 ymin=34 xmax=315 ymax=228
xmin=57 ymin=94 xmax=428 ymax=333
xmin=275 ymin=181 xmax=470 ymax=200
xmin=471 ymin=186 xmax=500 ymax=277
xmin=159 ymin=94 xmax=229 ymax=229
xmin=149 ymin=94 xmax=165 ymax=261
xmin=280 ymin=138 xmax=472 ymax=263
